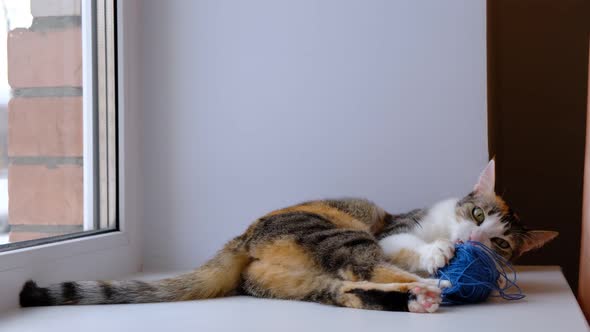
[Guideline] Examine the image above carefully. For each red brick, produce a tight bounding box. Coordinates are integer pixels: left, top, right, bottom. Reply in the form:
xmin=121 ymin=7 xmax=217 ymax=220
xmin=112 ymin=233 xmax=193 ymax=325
xmin=8 ymin=231 xmax=68 ymax=242
xmin=8 ymin=165 xmax=83 ymax=226
xmin=7 ymin=27 xmax=82 ymax=88
xmin=8 ymin=97 xmax=83 ymax=157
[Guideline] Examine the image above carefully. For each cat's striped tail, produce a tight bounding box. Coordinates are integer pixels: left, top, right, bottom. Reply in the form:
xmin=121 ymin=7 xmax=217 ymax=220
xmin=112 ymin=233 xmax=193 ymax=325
xmin=19 ymin=237 xmax=250 ymax=307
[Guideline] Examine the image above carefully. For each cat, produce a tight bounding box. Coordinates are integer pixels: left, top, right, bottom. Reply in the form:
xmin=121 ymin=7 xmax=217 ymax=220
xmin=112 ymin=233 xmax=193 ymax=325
xmin=19 ymin=160 xmax=557 ymax=313
xmin=379 ymin=160 xmax=557 ymax=276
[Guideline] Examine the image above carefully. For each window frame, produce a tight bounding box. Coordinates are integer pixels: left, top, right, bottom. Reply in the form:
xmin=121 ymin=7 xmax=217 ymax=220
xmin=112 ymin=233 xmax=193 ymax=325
xmin=0 ymin=0 xmax=142 ymax=312
xmin=0 ymin=0 xmax=118 ymax=253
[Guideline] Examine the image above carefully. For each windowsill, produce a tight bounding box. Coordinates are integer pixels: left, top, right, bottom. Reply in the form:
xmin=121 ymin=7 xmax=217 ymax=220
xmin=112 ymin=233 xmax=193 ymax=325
xmin=0 ymin=266 xmax=588 ymax=332
xmin=0 ymin=230 xmax=129 ymax=272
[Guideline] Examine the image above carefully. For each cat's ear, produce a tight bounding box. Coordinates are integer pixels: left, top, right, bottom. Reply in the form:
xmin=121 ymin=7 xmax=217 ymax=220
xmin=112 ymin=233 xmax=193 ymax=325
xmin=474 ymin=159 xmax=496 ymax=195
xmin=521 ymin=231 xmax=559 ymax=254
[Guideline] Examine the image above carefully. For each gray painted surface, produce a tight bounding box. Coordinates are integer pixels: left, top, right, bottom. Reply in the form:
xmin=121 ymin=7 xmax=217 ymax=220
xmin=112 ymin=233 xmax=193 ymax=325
xmin=12 ymin=87 xmax=83 ymax=98
xmin=30 ymin=16 xmax=81 ymax=31
xmin=140 ymin=0 xmax=488 ymax=270
xmin=8 ymin=156 xmax=83 ymax=168
xmin=8 ymin=224 xmax=82 ymax=233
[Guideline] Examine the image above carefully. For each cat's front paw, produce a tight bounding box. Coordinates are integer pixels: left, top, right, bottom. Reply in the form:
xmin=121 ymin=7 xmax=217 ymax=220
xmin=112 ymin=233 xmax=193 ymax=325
xmin=419 ymin=239 xmax=455 ymax=274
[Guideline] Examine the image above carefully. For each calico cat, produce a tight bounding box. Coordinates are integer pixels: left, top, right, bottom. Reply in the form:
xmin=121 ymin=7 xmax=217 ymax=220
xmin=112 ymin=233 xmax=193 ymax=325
xmin=19 ymin=160 xmax=557 ymax=313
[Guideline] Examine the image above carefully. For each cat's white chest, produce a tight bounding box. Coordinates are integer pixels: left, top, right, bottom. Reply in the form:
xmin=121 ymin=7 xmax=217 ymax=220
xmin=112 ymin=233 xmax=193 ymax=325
xmin=410 ymin=199 xmax=459 ymax=242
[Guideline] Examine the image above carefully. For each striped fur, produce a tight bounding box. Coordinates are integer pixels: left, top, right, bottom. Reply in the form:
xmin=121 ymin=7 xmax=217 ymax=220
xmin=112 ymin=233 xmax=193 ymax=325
xmin=20 ymin=199 xmax=445 ymax=313
xmin=21 ymin=237 xmax=250 ymax=306
xmin=19 ymin=178 xmax=557 ymax=312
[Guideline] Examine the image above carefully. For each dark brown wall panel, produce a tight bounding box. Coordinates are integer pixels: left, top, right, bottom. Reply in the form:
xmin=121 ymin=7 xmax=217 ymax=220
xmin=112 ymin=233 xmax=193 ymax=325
xmin=487 ymin=0 xmax=590 ymax=289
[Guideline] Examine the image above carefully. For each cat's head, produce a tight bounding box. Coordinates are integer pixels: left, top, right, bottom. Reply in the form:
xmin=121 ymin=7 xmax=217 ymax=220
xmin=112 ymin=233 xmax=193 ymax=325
xmin=452 ymin=159 xmax=558 ymax=261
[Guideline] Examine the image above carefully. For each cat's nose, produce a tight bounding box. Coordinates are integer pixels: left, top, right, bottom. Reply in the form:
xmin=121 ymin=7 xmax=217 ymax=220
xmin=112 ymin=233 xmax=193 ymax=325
xmin=469 ymin=231 xmax=484 ymax=242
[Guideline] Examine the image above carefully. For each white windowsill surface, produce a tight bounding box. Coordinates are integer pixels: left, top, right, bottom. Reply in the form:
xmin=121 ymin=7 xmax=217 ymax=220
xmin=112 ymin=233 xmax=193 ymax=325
xmin=0 ymin=266 xmax=588 ymax=332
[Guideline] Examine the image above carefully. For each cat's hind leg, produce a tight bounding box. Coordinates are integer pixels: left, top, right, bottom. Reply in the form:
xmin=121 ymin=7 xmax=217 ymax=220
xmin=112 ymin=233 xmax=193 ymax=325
xmin=339 ymin=280 xmax=443 ymax=313
xmin=369 ymin=263 xmax=452 ymax=289
xmin=244 ymin=259 xmax=442 ymax=312
xmin=242 ymin=239 xmax=442 ymax=312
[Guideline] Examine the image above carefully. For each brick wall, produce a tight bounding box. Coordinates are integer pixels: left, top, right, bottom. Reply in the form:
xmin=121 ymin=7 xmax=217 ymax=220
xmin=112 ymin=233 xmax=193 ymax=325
xmin=7 ymin=0 xmax=83 ymax=242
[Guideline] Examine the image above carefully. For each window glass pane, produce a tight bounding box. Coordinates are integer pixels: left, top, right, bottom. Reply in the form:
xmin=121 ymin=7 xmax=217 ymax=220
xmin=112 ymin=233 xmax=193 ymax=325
xmin=0 ymin=0 xmax=115 ymax=249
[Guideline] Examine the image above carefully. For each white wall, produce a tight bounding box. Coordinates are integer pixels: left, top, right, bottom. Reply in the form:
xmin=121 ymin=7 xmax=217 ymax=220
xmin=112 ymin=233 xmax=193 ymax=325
xmin=140 ymin=0 xmax=488 ymax=271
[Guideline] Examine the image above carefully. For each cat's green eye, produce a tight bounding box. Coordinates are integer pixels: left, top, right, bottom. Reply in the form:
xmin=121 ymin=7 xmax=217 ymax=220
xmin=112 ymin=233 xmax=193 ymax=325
xmin=471 ymin=207 xmax=485 ymax=224
xmin=492 ymin=237 xmax=511 ymax=250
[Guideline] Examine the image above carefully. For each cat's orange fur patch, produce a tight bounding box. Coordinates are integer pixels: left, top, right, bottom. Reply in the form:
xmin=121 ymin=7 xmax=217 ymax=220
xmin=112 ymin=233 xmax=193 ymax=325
xmin=370 ymin=264 xmax=421 ymax=284
xmin=338 ymin=268 xmax=362 ymax=282
xmin=176 ymin=239 xmax=250 ymax=301
xmin=387 ymin=248 xmax=421 ymax=272
xmin=246 ymin=238 xmax=332 ymax=299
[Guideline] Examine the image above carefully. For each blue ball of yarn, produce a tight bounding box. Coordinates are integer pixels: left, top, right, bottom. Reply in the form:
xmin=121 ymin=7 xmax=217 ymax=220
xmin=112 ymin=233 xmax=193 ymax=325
xmin=434 ymin=241 xmax=525 ymax=305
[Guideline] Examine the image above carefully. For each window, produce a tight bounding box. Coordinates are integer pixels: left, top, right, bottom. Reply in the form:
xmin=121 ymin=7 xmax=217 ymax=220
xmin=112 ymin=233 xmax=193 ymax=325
xmin=0 ymin=0 xmax=118 ymax=251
